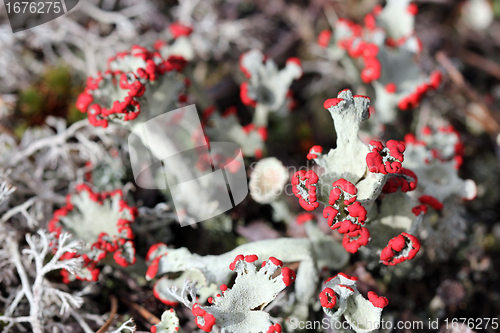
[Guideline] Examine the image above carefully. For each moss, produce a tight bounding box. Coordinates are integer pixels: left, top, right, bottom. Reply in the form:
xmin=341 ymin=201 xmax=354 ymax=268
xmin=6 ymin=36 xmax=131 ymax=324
xmin=15 ymin=66 xmax=84 ymax=130
xmin=19 ymin=88 xmax=44 ymax=117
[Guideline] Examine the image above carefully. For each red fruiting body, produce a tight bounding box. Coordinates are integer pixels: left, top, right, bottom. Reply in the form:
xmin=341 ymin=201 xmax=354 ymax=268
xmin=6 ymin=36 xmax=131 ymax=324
xmin=324 ymin=98 xmax=344 ymax=109
xmin=223 ymin=106 xmax=237 ymax=117
xmin=145 ymin=244 xmax=168 ymax=262
xmin=296 ymin=212 xmax=316 ymax=225
xmin=398 ymin=71 xmax=441 ymax=111
xmin=319 ymin=287 xmax=337 ymax=308
xmin=242 ymin=124 xmax=255 ymax=134
xmin=429 ymin=70 xmax=442 ymax=90
xmin=119 ymin=73 xmax=145 ymax=97
xmin=338 ymin=38 xmax=354 ymax=50
xmin=307 ymin=145 xmax=323 ymax=160
xmin=318 ymin=30 xmax=332 ymax=48
xmin=329 ymin=178 xmax=358 ymax=205
xmin=364 ymin=13 xmax=376 ymax=29
xmin=419 ymin=195 xmax=444 ymax=210
xmin=165 ymin=55 xmax=188 ymax=72
xmin=257 ymin=127 xmax=268 ymax=141
xmin=192 ymin=304 xmax=216 ymax=332
xmin=382 ymin=168 xmax=418 ymax=193
xmin=222 ymin=156 xmax=242 ymax=174
xmin=151 ymin=325 xmax=157 ymax=333
xmin=421 ymin=124 xmax=464 ymax=168
xmin=291 ymin=170 xmax=320 ymax=211
xmin=87 ymin=105 xmax=108 ymax=128
xmin=422 ymin=125 xmax=432 ymax=136
xmin=362 ymin=44 xmax=379 ymax=58
xmin=412 ymin=204 xmax=428 ymax=216
xmin=86 ymin=75 xmax=103 ymax=90
xmin=153 ymin=39 xmax=166 ymax=51
xmin=267 ymin=324 xmax=282 ymax=333
xmin=367 ymin=291 xmax=389 ymax=308
xmin=240 ymin=82 xmax=257 ymax=107
xmin=347 ymin=202 xmax=367 ymax=224
xmin=373 ymin=4 xmax=383 ymax=15
xmin=78 ymin=44 xmax=190 ymax=128
xmin=169 ymin=22 xmax=193 ymax=39
xmin=397 ymin=96 xmax=410 ymax=111
xmin=335 ymin=18 xmax=363 ymax=39
xmin=254 ymin=148 xmax=263 ymax=159
xmin=323 ymin=206 xmax=340 ymax=228
xmin=361 ymin=57 xmax=381 ymax=83
xmin=287 ymin=57 xmax=302 ymax=68
xmin=338 ymin=284 xmax=355 ymax=293
xmin=348 ymin=40 xmax=366 ymax=58
xmin=281 ymin=267 xmax=296 ymax=286
xmin=49 ymin=185 xmax=137 ymax=282
xmin=76 ymin=92 xmax=93 ymax=112
xmin=131 ymin=45 xmax=148 ymax=56
xmin=407 ymin=3 xmax=418 ymax=15
xmin=380 ymin=232 xmax=421 ymax=266
xmin=113 ymin=242 xmax=137 ymax=267
xmin=366 ymin=140 xmax=405 ymax=174
xmin=146 ymin=256 xmax=162 ymax=280
xmin=229 ymin=254 xmax=245 ymax=270
xmin=336 ymin=218 xmax=361 ymax=234
xmin=342 ymin=227 xmax=371 ymax=253
xmin=192 ymin=304 xmax=205 ymax=316
xmin=244 ymin=254 xmax=258 ymax=263
xmin=269 ymin=257 xmax=283 ymax=267
xmin=323 ymin=179 xmax=367 ymax=243
xmin=335 ymin=272 xmax=358 ymax=281
xmin=386 ymin=140 xmax=405 ymax=161
xmin=385 ymin=83 xmax=397 ymax=93
xmin=404 ymin=133 xmax=426 ymax=146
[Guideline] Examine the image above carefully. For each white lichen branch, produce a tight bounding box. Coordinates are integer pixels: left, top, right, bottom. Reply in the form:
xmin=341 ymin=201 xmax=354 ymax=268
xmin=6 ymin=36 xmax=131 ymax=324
xmin=1 ymin=231 xmax=84 ymax=333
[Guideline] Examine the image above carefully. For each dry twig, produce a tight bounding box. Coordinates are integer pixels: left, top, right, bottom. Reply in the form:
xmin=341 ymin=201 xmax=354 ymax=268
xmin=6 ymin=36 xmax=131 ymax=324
xmin=436 ymin=51 xmax=500 ymax=135
xmin=119 ymin=297 xmax=161 ymax=325
xmin=95 ymin=296 xmax=119 ymax=333
xmin=457 ymin=49 xmax=500 ymax=80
